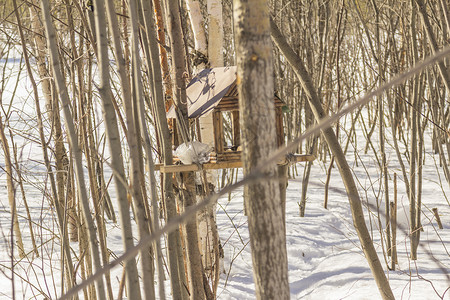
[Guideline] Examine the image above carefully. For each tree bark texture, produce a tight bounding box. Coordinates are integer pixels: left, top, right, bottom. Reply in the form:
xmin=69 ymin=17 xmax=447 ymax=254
xmin=147 ymin=0 xmax=186 ymax=297
xmin=138 ymin=0 xmax=169 ymax=298
xmin=234 ymin=2 xmax=290 ymax=299
xmin=166 ymin=0 xmax=205 ymax=299
xmin=207 ymin=0 xmax=224 ymax=67
xmin=186 ymin=0 xmax=208 ymax=69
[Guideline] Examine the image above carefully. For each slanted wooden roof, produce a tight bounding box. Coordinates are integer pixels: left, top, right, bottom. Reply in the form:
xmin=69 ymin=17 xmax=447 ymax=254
xmin=167 ymin=66 xmax=284 ymax=119
xmin=167 ymin=66 xmax=237 ymax=118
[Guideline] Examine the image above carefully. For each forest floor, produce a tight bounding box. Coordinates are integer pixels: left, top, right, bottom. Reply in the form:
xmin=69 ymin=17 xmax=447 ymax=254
xmin=1 ymin=128 xmax=449 ymax=299
xmin=216 ymin=149 xmax=450 ymax=299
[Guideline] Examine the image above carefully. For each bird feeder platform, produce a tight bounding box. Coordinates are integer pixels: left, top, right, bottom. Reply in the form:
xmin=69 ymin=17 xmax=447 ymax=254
xmin=154 ymin=154 xmax=315 ymax=173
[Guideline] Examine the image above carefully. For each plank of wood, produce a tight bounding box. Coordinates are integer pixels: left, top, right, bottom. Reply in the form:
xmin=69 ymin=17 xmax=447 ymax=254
xmin=156 ymin=160 xmax=243 ymax=173
xmin=154 ymin=154 xmax=315 ymax=173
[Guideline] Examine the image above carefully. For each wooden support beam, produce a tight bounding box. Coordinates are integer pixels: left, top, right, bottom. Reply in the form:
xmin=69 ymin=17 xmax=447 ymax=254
xmin=156 ymin=160 xmax=243 ymax=173
xmin=213 ymin=110 xmax=224 ymax=154
xmin=275 ymin=107 xmax=284 ymax=147
xmin=232 ymin=110 xmax=240 ymax=147
xmin=154 ymin=154 xmax=315 ymax=173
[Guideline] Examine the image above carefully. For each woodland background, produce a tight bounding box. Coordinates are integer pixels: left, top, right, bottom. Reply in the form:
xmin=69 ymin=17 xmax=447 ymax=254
xmin=0 ymin=0 xmax=450 ymax=299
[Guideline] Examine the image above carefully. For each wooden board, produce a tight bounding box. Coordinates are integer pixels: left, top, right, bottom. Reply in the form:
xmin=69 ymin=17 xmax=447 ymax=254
xmin=156 ymin=160 xmax=243 ymax=173
xmin=154 ymin=154 xmax=315 ymax=173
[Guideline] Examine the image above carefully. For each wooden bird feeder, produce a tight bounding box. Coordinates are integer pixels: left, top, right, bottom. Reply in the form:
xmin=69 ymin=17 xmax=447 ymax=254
xmin=157 ymin=66 xmax=314 ymax=173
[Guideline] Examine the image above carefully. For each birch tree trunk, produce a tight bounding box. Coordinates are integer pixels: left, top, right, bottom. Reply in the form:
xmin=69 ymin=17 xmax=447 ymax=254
xmin=198 ymin=0 xmax=225 ymax=148
xmin=185 ymin=0 xmax=223 ymax=293
xmin=186 ymin=0 xmax=208 ymax=69
xmin=234 ymin=1 xmax=290 ymax=299
xmin=208 ymin=0 xmax=224 ymax=67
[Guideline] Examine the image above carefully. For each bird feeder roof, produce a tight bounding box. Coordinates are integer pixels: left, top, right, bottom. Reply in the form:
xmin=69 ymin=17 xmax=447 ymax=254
xmin=167 ymin=66 xmax=237 ymax=119
xmin=167 ymin=66 xmax=284 ymax=119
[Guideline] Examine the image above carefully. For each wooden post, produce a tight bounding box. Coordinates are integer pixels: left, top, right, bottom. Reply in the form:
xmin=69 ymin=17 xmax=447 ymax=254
xmin=232 ymin=110 xmax=240 ymax=148
xmin=278 ymin=164 xmax=288 ymax=228
xmin=432 ymin=208 xmax=443 ymax=229
xmin=275 ymin=107 xmax=284 ymax=147
xmin=390 ymin=173 xmax=398 ymax=270
xmin=213 ymin=110 xmax=224 ymax=155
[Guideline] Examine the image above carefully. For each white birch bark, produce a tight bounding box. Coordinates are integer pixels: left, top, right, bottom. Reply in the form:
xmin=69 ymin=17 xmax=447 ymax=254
xmin=198 ymin=2 xmax=225 ymax=294
xmin=207 ymin=0 xmax=224 ymax=67
xmin=186 ymin=0 xmax=208 ymax=69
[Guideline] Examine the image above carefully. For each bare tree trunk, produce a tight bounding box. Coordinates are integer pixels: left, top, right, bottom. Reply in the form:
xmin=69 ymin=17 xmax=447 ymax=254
xmin=28 ymin=1 xmax=76 ymax=242
xmin=18 ymin=1 xmax=78 ymax=293
xmin=94 ymin=0 xmax=144 ymax=298
xmin=141 ymin=1 xmax=187 ymax=299
xmin=40 ymin=0 xmax=107 ymax=298
xmin=11 ymin=138 xmax=39 ymax=257
xmin=208 ymin=0 xmax=224 ymax=67
xmin=64 ymin=2 xmax=114 ymax=296
xmin=371 ymin=0 xmax=391 ymax=258
xmin=390 ymin=173 xmax=398 ymax=270
xmin=126 ymin=0 xmax=158 ymax=298
xmin=154 ymin=0 xmax=172 ymax=102
xmin=234 ymin=1 xmax=290 ymax=299
xmin=410 ymin=3 xmax=420 ymax=260
xmin=166 ymin=0 xmax=206 ymax=299
xmin=179 ymin=172 xmax=207 ymax=300
xmin=186 ymin=0 xmax=208 ymax=69
xmin=0 ymin=117 xmax=25 ymax=258
xmin=141 ymin=1 xmax=187 ymax=298
xmin=270 ymin=17 xmax=395 ymax=300
xmin=300 ymin=136 xmax=317 ymax=216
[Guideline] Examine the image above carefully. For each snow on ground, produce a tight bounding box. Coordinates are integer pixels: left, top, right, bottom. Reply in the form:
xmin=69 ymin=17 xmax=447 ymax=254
xmin=0 ymin=56 xmax=449 ymax=299
xmin=215 ymin=127 xmax=450 ymax=299
xmin=216 ymin=160 xmax=450 ymax=299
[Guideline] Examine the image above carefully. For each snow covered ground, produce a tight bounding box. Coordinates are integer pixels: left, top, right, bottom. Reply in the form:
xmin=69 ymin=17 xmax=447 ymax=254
xmin=0 ymin=54 xmax=449 ymax=300
xmin=216 ymin=156 xmax=450 ymax=299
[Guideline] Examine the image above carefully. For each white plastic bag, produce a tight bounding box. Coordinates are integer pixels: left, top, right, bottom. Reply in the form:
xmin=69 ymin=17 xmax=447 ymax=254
xmin=175 ymin=141 xmax=212 ymax=165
